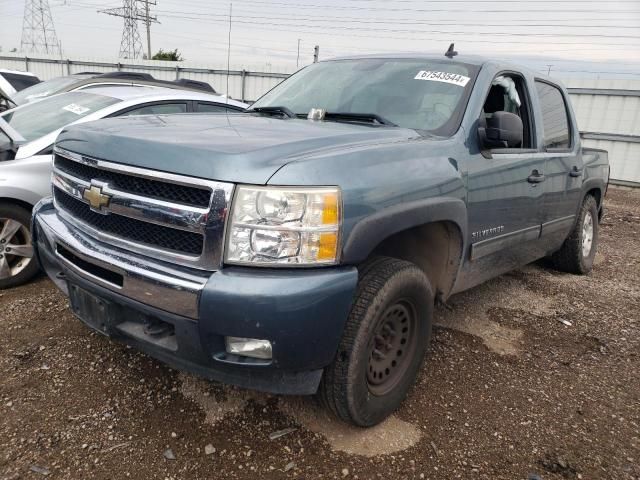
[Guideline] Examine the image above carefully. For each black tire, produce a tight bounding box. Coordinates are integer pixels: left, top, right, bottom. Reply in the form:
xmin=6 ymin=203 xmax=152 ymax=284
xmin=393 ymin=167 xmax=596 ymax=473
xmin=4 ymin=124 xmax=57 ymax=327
xmin=551 ymin=195 xmax=599 ymax=274
xmin=319 ymin=256 xmax=433 ymax=427
xmin=0 ymin=204 xmax=39 ymax=289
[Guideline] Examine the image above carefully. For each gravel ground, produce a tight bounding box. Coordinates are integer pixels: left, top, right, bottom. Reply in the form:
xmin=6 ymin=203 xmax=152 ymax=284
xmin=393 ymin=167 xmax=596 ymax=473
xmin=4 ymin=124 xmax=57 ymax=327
xmin=1 ymin=187 xmax=638 ymax=480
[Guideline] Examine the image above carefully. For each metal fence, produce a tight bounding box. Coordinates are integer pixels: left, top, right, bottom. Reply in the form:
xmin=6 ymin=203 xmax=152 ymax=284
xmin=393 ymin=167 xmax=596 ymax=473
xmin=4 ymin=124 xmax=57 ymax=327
xmin=1 ymin=54 xmax=638 ymax=185
xmin=0 ymin=54 xmax=291 ymax=103
xmin=567 ymin=82 xmax=640 ymax=186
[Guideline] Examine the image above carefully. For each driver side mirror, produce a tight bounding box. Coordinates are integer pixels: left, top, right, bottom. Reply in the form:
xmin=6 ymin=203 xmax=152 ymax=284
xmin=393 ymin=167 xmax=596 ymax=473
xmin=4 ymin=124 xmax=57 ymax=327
xmin=478 ymin=111 xmax=523 ymax=149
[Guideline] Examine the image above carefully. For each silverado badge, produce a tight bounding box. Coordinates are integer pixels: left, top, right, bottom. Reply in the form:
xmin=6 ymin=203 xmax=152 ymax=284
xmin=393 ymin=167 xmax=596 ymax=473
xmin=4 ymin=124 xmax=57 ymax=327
xmin=83 ymin=183 xmax=111 ymax=212
xmin=471 ymin=225 xmax=505 ymax=242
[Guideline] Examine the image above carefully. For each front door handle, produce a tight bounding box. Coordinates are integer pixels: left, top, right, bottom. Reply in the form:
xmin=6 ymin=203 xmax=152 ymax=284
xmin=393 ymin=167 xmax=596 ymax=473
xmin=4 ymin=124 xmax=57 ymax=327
xmin=569 ymin=166 xmax=583 ymax=177
xmin=527 ymin=170 xmax=546 ymax=183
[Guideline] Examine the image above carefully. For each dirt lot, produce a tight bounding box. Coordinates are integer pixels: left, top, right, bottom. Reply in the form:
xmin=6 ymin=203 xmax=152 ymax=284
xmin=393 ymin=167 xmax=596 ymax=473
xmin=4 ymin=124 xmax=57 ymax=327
xmin=1 ymin=187 xmax=639 ymax=480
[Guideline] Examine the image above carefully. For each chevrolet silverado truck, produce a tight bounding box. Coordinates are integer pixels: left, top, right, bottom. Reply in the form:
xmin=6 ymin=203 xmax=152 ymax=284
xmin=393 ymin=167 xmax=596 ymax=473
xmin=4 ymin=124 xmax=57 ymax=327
xmin=31 ymin=53 xmax=609 ymax=426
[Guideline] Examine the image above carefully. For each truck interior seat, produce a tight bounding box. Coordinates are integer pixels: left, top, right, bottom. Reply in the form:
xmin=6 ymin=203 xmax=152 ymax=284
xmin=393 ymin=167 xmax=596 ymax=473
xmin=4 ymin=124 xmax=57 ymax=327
xmin=483 ymin=85 xmax=506 ymax=114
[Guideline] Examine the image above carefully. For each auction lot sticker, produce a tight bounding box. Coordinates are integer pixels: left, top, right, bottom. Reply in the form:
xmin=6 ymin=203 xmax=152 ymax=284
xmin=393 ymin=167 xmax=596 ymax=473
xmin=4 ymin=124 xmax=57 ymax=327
xmin=414 ymin=70 xmax=470 ymax=87
xmin=62 ymin=103 xmax=90 ymax=115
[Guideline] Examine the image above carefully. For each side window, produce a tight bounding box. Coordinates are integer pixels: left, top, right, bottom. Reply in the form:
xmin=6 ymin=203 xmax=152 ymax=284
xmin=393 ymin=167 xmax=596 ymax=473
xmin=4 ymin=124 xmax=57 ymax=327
xmin=196 ymin=102 xmax=241 ymax=113
xmin=119 ymin=103 xmax=187 ymax=116
xmin=535 ymin=81 xmax=571 ymax=149
xmin=481 ymin=74 xmax=533 ymax=149
xmin=1 ymin=73 xmax=40 ymax=92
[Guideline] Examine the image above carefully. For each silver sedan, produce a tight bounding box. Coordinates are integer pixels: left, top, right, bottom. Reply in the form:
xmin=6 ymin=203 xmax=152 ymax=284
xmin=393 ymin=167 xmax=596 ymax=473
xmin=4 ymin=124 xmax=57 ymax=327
xmin=0 ymin=86 xmax=247 ymax=288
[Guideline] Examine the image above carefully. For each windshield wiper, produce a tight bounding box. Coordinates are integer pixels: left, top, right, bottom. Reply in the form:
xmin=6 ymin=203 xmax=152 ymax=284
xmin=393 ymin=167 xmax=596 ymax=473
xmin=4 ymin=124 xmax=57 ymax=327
xmin=323 ymin=112 xmax=397 ymax=126
xmin=250 ymin=106 xmax=296 ymax=118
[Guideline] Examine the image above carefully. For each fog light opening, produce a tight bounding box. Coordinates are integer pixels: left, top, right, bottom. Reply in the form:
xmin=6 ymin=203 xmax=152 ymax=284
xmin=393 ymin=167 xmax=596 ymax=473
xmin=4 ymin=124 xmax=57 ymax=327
xmin=225 ymin=336 xmax=273 ymax=360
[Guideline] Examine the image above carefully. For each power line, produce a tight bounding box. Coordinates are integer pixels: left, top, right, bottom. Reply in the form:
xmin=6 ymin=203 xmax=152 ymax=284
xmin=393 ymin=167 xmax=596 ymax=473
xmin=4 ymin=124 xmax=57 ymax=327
xmin=229 ymin=0 xmax=640 ymax=14
xmin=148 ymin=13 xmax=640 ymax=47
xmin=162 ymin=0 xmax=640 ymax=19
xmin=326 ymin=0 xmax=640 ymax=3
xmin=148 ymin=8 xmax=640 ymax=39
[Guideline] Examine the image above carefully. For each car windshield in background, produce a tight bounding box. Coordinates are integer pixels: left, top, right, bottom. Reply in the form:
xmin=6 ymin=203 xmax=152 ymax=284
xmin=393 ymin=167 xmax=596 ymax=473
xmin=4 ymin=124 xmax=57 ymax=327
xmin=1 ymin=91 xmax=119 ymax=142
xmin=11 ymin=75 xmax=88 ymax=105
xmin=251 ymin=58 xmax=478 ymax=135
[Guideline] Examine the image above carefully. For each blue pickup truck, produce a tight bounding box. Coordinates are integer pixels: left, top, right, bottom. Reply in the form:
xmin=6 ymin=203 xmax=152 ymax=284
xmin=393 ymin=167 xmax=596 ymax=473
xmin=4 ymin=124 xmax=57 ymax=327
xmin=31 ymin=52 xmax=609 ymax=426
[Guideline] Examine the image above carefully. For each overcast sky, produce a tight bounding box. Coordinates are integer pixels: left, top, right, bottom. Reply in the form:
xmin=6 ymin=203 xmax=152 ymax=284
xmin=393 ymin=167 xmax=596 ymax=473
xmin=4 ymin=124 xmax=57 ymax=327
xmin=1 ymin=0 xmax=639 ymax=77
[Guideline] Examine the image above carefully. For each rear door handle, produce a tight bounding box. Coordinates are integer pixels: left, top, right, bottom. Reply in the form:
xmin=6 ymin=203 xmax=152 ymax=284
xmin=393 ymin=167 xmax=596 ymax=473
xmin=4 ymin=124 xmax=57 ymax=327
xmin=569 ymin=166 xmax=583 ymax=177
xmin=527 ymin=170 xmax=546 ymax=183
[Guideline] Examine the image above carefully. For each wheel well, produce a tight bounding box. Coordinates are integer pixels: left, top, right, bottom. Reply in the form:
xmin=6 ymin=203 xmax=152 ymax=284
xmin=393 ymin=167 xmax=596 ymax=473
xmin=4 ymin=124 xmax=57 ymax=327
xmin=0 ymin=198 xmax=33 ymax=213
xmin=368 ymin=221 xmax=463 ymax=301
xmin=586 ymin=188 xmax=602 ymax=207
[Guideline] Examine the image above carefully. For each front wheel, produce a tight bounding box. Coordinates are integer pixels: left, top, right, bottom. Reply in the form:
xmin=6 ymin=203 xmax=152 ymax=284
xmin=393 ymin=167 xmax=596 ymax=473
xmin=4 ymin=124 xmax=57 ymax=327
xmin=0 ymin=204 xmax=38 ymax=289
xmin=318 ymin=257 xmax=433 ymax=427
xmin=551 ymin=195 xmax=599 ymax=274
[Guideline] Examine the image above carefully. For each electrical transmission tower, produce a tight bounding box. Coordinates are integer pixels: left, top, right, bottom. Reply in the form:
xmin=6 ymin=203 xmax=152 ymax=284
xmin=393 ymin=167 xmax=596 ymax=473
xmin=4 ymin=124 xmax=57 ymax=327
xmin=99 ymin=0 xmax=158 ymax=60
xmin=20 ymin=0 xmax=62 ymax=55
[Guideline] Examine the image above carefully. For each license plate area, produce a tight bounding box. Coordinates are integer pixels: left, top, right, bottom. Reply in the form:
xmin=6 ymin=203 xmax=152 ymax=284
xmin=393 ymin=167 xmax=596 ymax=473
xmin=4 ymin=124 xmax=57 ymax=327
xmin=68 ymin=284 xmax=115 ymax=335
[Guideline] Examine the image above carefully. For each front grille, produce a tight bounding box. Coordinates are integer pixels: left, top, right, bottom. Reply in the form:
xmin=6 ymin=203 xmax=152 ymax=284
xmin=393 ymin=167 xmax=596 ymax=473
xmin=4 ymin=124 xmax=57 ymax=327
xmin=54 ymin=189 xmax=204 ymax=255
xmin=54 ymin=155 xmax=211 ymax=208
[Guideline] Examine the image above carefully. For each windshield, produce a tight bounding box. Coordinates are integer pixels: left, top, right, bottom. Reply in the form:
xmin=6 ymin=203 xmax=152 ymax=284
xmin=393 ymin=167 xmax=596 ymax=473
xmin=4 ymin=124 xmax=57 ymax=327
xmin=12 ymin=75 xmax=89 ymax=105
xmin=1 ymin=91 xmax=119 ymax=141
xmin=251 ymin=58 xmax=478 ymax=135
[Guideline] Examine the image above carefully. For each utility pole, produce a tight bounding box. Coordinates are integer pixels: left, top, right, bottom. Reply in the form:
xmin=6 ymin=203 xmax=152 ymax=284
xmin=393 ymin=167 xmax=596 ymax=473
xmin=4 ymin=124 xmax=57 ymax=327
xmin=144 ymin=0 xmax=151 ymax=59
xmin=21 ymin=0 xmax=62 ymax=55
xmin=99 ymin=0 xmax=158 ymax=60
xmin=296 ymin=39 xmax=301 ymax=68
xmin=546 ymin=64 xmax=553 ymax=75
xmin=313 ymin=45 xmax=319 ymax=63
xmin=226 ymin=2 xmax=232 ymax=101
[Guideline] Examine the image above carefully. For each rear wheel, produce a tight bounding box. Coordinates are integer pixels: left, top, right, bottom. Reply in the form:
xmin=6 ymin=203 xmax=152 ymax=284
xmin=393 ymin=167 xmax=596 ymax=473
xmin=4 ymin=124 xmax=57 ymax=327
xmin=0 ymin=205 xmax=38 ymax=289
xmin=319 ymin=257 xmax=433 ymax=427
xmin=551 ymin=195 xmax=599 ymax=274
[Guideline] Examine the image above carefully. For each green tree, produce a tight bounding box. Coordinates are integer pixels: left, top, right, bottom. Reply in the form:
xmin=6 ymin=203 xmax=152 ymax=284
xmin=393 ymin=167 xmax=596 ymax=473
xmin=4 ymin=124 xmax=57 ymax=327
xmin=151 ymin=48 xmax=183 ymax=61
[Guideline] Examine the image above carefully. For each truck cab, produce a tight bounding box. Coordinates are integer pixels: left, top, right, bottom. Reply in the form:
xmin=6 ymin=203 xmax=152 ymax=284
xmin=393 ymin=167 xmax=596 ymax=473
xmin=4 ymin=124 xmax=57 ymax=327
xmin=31 ymin=53 xmax=609 ymax=426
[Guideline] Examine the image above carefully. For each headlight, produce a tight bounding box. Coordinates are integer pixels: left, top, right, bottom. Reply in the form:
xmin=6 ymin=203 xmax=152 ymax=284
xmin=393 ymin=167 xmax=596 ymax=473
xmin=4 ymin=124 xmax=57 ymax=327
xmin=225 ymin=186 xmax=341 ymax=266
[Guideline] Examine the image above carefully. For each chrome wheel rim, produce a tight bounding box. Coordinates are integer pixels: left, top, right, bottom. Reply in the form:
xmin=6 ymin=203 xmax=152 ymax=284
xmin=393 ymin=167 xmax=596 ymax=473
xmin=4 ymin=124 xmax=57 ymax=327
xmin=0 ymin=218 xmax=34 ymax=280
xmin=582 ymin=211 xmax=594 ymax=258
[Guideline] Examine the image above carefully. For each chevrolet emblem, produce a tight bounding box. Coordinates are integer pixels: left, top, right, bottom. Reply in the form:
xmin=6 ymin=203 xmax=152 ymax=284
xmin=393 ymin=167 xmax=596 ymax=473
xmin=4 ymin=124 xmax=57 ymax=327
xmin=83 ymin=184 xmax=111 ymax=212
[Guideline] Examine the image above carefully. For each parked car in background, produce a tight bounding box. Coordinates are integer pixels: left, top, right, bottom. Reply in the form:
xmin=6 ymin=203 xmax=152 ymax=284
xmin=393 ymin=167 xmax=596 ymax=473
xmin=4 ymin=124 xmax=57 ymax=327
xmin=0 ymin=68 xmax=40 ymax=96
xmin=30 ymin=52 xmax=609 ymax=425
xmin=0 ymin=86 xmax=247 ymax=288
xmin=0 ymin=69 xmax=40 ymax=112
xmin=10 ymin=71 xmax=216 ymax=106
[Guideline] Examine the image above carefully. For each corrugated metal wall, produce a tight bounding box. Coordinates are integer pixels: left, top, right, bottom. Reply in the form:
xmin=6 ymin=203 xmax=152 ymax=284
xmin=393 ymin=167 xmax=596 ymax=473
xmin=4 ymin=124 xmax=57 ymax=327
xmin=565 ymin=79 xmax=640 ymax=185
xmin=0 ymin=53 xmax=294 ymax=102
xmin=1 ymin=54 xmax=638 ymax=185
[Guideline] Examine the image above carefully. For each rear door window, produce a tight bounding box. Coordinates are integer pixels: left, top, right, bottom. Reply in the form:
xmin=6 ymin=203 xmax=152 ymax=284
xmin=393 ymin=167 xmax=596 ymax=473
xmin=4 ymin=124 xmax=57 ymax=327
xmin=535 ymin=81 xmax=571 ymax=149
xmin=119 ymin=102 xmax=187 ymax=116
xmin=1 ymin=72 xmax=40 ymax=92
xmin=196 ymin=102 xmax=243 ymax=113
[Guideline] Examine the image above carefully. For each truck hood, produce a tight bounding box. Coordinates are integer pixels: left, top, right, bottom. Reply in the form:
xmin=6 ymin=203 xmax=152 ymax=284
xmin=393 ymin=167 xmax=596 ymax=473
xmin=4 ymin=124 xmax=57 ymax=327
xmin=55 ymin=113 xmax=420 ymax=184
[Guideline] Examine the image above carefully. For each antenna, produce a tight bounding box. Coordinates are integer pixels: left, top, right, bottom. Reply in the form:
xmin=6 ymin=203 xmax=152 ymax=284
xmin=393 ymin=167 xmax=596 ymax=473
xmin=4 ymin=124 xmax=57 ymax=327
xmin=20 ymin=0 xmax=62 ymax=55
xmin=445 ymin=43 xmax=458 ymax=59
xmin=226 ymin=2 xmax=232 ymax=104
xmin=99 ymin=0 xmax=158 ymax=59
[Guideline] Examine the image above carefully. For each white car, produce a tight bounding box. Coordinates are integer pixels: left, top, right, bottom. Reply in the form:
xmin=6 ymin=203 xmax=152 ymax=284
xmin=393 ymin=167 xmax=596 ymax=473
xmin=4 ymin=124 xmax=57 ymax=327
xmin=0 ymin=68 xmax=40 ymax=97
xmin=0 ymin=86 xmax=247 ymax=288
xmin=0 ymin=68 xmax=40 ymax=112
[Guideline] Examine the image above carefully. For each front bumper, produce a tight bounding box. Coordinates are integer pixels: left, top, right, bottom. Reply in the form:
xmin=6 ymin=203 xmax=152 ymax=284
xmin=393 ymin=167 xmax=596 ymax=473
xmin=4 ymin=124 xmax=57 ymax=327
xmin=33 ymin=199 xmax=358 ymax=395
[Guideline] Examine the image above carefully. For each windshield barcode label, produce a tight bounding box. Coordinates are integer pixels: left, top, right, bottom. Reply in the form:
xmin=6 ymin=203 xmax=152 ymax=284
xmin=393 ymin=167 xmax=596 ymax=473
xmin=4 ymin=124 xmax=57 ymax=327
xmin=414 ymin=71 xmax=470 ymax=87
xmin=62 ymin=104 xmax=90 ymax=115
